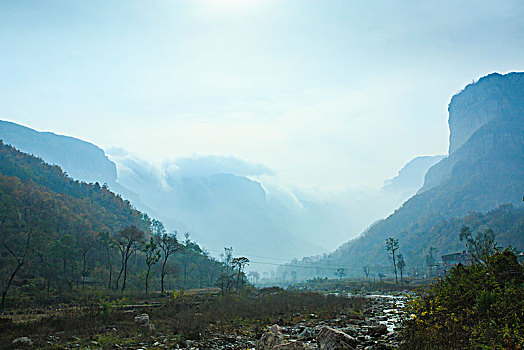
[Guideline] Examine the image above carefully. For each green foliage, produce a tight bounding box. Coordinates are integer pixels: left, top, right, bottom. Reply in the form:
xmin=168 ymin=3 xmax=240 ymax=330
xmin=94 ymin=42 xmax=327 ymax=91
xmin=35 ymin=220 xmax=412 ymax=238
xmin=401 ymin=249 xmax=524 ymax=349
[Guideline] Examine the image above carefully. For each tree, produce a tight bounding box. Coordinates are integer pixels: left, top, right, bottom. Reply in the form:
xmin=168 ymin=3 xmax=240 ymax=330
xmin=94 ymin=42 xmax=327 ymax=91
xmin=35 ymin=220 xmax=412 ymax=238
xmin=248 ymin=271 xmax=260 ymax=285
xmin=385 ymin=237 xmax=399 ymax=283
xmin=459 ymin=226 xmax=498 ymax=266
xmin=1 ymin=185 xmax=49 ymax=310
xmin=77 ymin=227 xmax=96 ymax=289
xmin=232 ymin=256 xmax=250 ymax=291
xmin=426 ymin=247 xmax=437 ymax=277
xmin=217 ymin=247 xmax=235 ymax=293
xmin=99 ymin=231 xmax=116 ymax=290
xmin=142 ymin=237 xmax=161 ymax=294
xmin=363 ymin=265 xmax=371 ymax=279
xmin=397 ymin=253 xmax=406 ymax=283
xmin=336 ymin=267 xmax=347 ymax=280
xmin=114 ymin=225 xmax=144 ymax=291
xmin=378 ymin=272 xmax=385 ymax=282
xmin=152 ymin=220 xmax=181 ymax=293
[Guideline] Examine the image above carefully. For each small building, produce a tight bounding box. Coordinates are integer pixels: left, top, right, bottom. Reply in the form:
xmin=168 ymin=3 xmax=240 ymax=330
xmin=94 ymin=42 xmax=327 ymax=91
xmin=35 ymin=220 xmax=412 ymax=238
xmin=441 ymin=250 xmax=470 ymax=269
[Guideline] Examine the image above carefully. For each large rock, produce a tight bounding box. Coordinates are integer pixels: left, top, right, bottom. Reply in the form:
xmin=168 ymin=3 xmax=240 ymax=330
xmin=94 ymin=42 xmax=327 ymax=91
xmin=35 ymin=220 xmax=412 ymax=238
xmin=317 ymin=326 xmax=358 ymax=350
xmin=257 ymin=324 xmax=284 ymax=350
xmin=369 ymin=323 xmax=388 ymax=336
xmin=134 ymin=313 xmax=154 ymax=331
xmin=273 ymin=341 xmax=304 ymax=350
xmin=12 ymin=336 xmax=34 ymax=347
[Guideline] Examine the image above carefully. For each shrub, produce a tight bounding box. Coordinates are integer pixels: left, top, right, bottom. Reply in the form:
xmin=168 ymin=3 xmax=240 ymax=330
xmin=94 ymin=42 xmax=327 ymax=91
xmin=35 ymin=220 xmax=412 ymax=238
xmin=401 ymin=249 xmax=524 ymax=349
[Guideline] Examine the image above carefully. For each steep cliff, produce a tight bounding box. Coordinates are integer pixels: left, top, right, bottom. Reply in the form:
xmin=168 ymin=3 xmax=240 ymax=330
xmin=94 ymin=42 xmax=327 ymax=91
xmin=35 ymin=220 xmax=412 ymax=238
xmin=421 ymin=72 xmax=524 ymax=192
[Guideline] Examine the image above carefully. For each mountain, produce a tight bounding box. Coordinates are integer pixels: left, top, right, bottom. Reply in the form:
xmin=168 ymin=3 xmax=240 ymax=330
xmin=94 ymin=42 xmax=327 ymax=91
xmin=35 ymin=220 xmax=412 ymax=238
xmin=286 ymin=72 xmax=524 ymax=278
xmin=383 ymin=155 xmax=445 ymax=199
xmin=0 ymin=120 xmax=443 ymax=267
xmin=110 ymin=152 xmax=327 ymax=262
xmin=0 ymin=141 xmax=150 ymax=303
xmin=0 ymin=120 xmax=148 ymax=212
xmin=0 ymin=142 xmax=225 ymax=304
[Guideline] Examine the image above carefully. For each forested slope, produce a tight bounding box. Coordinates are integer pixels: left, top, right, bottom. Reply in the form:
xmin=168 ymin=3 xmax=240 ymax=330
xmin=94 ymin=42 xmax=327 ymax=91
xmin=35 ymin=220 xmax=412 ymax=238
xmin=0 ymin=142 xmax=224 ymax=309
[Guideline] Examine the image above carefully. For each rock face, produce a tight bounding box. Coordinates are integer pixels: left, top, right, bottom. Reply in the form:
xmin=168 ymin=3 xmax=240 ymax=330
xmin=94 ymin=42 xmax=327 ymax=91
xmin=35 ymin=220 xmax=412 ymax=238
xmin=447 ymin=72 xmax=524 ymax=154
xmin=421 ymin=72 xmax=524 ymax=193
xmin=316 ymin=326 xmax=358 ymax=350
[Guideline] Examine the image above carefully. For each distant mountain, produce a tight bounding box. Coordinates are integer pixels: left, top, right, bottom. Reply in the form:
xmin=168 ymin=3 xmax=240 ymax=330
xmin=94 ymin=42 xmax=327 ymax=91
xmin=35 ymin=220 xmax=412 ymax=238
xmin=383 ymin=155 xmax=445 ymax=199
xmin=110 ymin=152 xmax=327 ymax=262
xmin=0 ymin=119 xmax=443 ymax=266
xmin=286 ymin=72 xmax=524 ymax=277
xmin=0 ymin=120 xmax=149 ymax=212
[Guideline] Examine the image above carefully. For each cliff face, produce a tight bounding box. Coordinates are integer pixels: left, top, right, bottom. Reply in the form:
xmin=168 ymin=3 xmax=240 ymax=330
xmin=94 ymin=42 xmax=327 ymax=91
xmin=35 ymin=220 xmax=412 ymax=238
xmin=448 ymin=72 xmax=524 ymax=154
xmin=420 ymin=72 xmax=524 ymax=193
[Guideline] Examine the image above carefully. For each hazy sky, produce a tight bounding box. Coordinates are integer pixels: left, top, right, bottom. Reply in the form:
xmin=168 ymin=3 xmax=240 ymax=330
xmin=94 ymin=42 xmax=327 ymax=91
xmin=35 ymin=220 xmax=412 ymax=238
xmin=1 ymin=0 xmax=523 ymax=190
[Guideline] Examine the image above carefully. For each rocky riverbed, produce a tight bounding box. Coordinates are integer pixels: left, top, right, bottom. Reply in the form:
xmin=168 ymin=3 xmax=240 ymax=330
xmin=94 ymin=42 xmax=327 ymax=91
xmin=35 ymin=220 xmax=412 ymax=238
xmin=169 ymin=295 xmax=405 ymax=350
xmin=6 ymin=293 xmax=406 ymax=349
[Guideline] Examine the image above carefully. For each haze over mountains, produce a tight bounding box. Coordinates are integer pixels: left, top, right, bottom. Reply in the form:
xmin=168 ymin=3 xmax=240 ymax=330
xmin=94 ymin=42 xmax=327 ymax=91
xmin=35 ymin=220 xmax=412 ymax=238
xmin=0 ymin=121 xmax=438 ymax=266
xmin=3 ymin=72 xmax=521 ymax=274
xmin=284 ymin=72 xmax=524 ymax=278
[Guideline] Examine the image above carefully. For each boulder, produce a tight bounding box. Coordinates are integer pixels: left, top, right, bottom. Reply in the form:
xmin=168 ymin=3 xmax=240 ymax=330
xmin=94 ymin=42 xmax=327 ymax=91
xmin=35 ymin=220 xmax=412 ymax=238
xmin=257 ymin=324 xmax=283 ymax=350
xmin=297 ymin=327 xmax=315 ymax=340
xmin=273 ymin=341 xmax=304 ymax=350
xmin=317 ymin=326 xmax=358 ymax=350
xmin=368 ymin=324 xmax=388 ymax=336
xmin=12 ymin=336 xmax=34 ymax=347
xmin=134 ymin=313 xmax=154 ymax=331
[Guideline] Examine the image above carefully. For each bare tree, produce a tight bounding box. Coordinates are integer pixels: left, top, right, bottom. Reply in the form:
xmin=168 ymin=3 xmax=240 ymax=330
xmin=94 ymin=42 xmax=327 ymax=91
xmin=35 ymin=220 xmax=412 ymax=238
xmin=216 ymin=247 xmax=235 ymax=293
xmin=152 ymin=220 xmax=181 ymax=293
xmin=397 ymin=253 xmax=406 ymax=283
xmin=114 ymin=226 xmax=144 ymax=291
xmin=426 ymin=247 xmax=437 ymax=277
xmin=363 ymin=265 xmax=371 ymax=279
xmin=336 ymin=267 xmax=347 ymax=280
xmin=232 ymin=256 xmax=250 ymax=290
xmin=99 ymin=231 xmax=116 ymax=290
xmin=385 ymin=237 xmax=399 ymax=283
xmin=142 ymin=237 xmax=161 ymax=294
xmin=459 ymin=226 xmax=498 ymax=265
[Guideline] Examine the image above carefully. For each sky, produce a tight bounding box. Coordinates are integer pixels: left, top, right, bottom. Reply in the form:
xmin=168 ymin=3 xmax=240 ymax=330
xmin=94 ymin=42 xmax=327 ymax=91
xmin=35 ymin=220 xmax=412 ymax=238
xmin=1 ymin=0 xmax=523 ymax=190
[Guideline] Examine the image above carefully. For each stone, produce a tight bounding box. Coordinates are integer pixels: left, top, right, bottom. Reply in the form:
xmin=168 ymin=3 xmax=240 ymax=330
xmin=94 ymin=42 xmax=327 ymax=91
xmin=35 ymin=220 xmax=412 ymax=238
xmin=297 ymin=327 xmax=315 ymax=340
xmin=368 ymin=324 xmax=387 ymax=336
xmin=317 ymin=326 xmax=358 ymax=350
xmin=257 ymin=324 xmax=283 ymax=350
xmin=12 ymin=336 xmax=34 ymax=346
xmin=273 ymin=341 xmax=304 ymax=350
xmin=134 ymin=313 xmax=154 ymax=331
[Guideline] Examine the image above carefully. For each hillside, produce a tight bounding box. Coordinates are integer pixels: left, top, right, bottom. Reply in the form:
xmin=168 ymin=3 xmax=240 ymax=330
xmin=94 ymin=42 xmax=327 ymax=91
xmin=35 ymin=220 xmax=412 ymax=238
xmin=0 ymin=142 xmax=222 ymax=308
xmin=0 ymin=120 xmax=148 ymax=212
xmin=284 ymin=72 xmax=524 ymax=278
